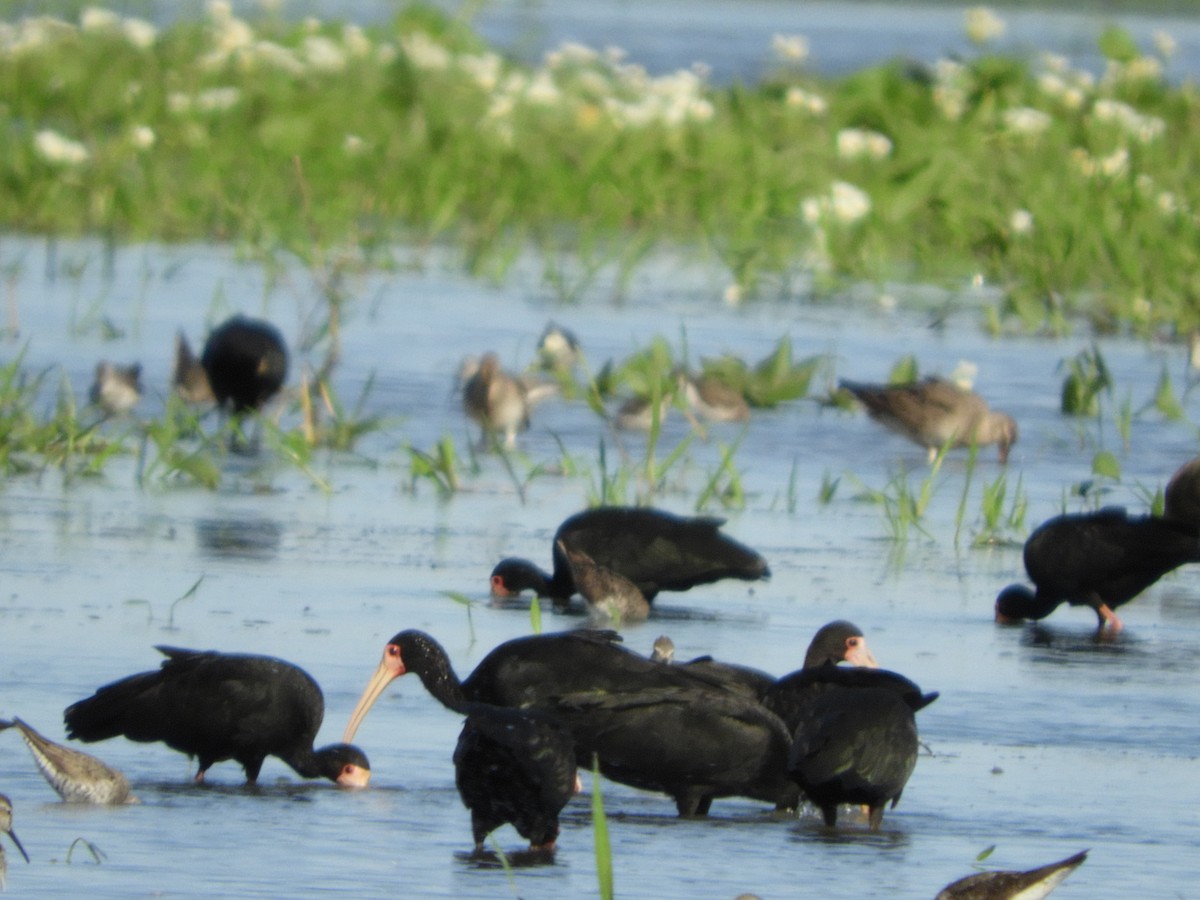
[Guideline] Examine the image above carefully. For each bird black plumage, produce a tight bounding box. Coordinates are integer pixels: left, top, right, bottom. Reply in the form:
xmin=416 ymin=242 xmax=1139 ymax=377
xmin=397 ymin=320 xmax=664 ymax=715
xmin=786 ymin=664 xmax=938 ymax=830
xmin=453 ymin=703 xmax=578 ymax=853
xmin=343 ymin=629 xmax=798 ymax=817
xmin=995 ymin=507 xmax=1200 ymax=632
xmin=489 ymin=506 xmax=770 ymax=608
xmin=200 ymin=316 xmax=288 ymax=414
xmin=65 ymin=647 xmax=369 ymax=786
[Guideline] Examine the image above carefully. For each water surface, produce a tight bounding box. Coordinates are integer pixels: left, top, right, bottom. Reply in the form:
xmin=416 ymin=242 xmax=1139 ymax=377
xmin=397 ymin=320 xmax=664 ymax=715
xmin=0 ymin=235 xmax=1198 ymax=897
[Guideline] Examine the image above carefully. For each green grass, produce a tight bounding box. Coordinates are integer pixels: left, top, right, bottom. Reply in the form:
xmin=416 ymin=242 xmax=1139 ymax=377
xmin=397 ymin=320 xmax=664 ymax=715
xmin=2 ymin=6 xmax=1200 ymax=335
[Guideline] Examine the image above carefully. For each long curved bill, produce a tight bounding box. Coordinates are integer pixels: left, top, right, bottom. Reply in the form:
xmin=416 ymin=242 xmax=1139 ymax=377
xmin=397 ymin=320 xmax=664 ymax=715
xmin=5 ymin=827 xmax=30 ymax=864
xmin=342 ymin=657 xmax=399 ymax=744
xmin=846 ymin=638 xmax=878 ymax=668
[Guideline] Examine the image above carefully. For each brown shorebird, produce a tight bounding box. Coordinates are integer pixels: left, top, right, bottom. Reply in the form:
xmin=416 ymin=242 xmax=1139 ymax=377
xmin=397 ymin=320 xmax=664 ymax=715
xmin=461 ymin=352 xmax=556 ymax=449
xmin=0 ymin=793 xmax=30 ymax=889
xmin=0 ymin=717 xmax=134 ymax=805
xmin=536 ymin=321 xmax=582 ymax=371
xmin=88 ymin=362 xmax=142 ymax=414
xmin=172 ymin=330 xmax=214 ymax=404
xmin=840 ymin=376 xmax=1017 ymax=463
xmin=936 ymin=850 xmax=1088 ymax=899
xmin=680 ymin=373 xmax=749 ymax=423
xmin=650 ymin=635 xmax=675 ymax=663
xmin=557 ymin=540 xmax=651 ymax=624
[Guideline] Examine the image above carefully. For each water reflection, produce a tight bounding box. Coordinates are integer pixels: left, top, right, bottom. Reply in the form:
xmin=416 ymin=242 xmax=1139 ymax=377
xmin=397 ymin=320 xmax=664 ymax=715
xmin=195 ymin=517 xmax=283 ymax=560
xmin=455 ymin=847 xmax=558 ymax=869
xmin=1019 ymin=624 xmax=1139 ymax=657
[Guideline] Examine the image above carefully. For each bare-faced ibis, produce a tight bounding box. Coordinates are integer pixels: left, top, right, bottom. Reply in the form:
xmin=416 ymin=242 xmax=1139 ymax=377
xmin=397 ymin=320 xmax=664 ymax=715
xmin=786 ymin=664 xmax=938 ymax=830
xmin=200 ymin=316 xmax=288 ymax=414
xmin=89 ymin=362 xmax=142 ymax=414
xmin=65 ymin=647 xmax=370 ymax=787
xmin=0 ymin=717 xmax=134 ymax=804
xmin=342 ymin=629 xmax=799 ymax=817
xmin=489 ymin=506 xmax=770 ymax=609
xmin=936 ymin=849 xmax=1088 ymax=899
xmin=454 ymin=703 xmax=579 ymax=853
xmin=994 ymin=507 xmax=1200 ymax=632
xmin=840 ymin=376 xmax=1017 ymax=463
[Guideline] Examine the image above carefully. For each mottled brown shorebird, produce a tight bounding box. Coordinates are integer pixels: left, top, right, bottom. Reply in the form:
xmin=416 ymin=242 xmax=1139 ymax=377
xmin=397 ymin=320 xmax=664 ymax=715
xmin=172 ymin=330 xmax=214 ymax=404
xmin=680 ymin=373 xmax=749 ymax=423
xmin=89 ymin=362 xmax=142 ymax=414
xmin=0 ymin=793 xmax=31 ymax=890
xmin=558 ymin=540 xmax=651 ymax=624
xmin=840 ymin=375 xmax=1017 ymax=463
xmin=461 ymin=353 xmax=556 ymax=449
xmin=936 ymin=850 xmax=1088 ymax=899
xmin=0 ymin=717 xmax=134 ymax=805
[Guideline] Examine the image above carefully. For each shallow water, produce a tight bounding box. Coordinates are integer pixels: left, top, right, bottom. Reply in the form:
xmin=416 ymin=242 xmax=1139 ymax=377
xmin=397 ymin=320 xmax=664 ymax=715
xmin=0 ymin=234 xmax=1198 ymax=898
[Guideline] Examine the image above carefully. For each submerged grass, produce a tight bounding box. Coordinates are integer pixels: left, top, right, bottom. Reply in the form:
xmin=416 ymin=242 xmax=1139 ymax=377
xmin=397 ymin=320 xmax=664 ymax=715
xmin=3 ymin=5 xmax=1200 ymax=335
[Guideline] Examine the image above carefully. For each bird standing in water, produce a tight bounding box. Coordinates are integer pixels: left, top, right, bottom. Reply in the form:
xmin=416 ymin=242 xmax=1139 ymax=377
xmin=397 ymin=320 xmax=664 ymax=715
xmin=453 ymin=703 xmax=579 ymax=854
xmin=64 ymin=646 xmax=370 ymax=787
xmin=200 ymin=316 xmax=288 ymax=415
xmin=172 ymin=331 xmax=214 ymax=404
xmin=840 ymin=376 xmax=1017 ymax=463
xmin=462 ymin=352 xmax=527 ymax=449
xmin=89 ymin=362 xmax=142 ymax=414
xmin=558 ymin=540 xmax=651 ymax=624
xmin=0 ymin=793 xmax=30 ymax=890
xmin=994 ymin=507 xmax=1200 ymax=632
xmin=489 ymin=506 xmax=770 ymax=609
xmin=0 ymin=717 xmax=134 ymax=804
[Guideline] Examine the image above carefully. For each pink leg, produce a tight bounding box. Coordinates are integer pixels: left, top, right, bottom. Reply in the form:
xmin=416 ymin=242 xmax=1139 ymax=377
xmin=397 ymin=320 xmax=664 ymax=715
xmin=1097 ymin=604 xmax=1124 ymax=633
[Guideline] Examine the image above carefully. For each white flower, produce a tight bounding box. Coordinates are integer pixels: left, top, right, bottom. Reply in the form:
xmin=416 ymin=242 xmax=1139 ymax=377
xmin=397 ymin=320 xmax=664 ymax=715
xmin=836 ymin=127 xmax=892 ymax=160
xmin=251 ymin=40 xmax=304 ymax=74
xmin=525 ymin=71 xmax=561 ymax=105
xmin=1009 ymin=209 xmax=1034 ymax=235
xmin=1157 ymin=191 xmax=1179 ymax=216
xmin=194 ymin=86 xmax=241 ymax=112
xmin=1002 ymin=106 xmax=1052 ymax=136
xmin=803 ymin=182 xmax=872 ymax=225
xmin=545 ymin=41 xmax=599 ymax=69
xmin=122 ymin=17 xmax=157 ymax=49
xmin=343 ymin=134 xmax=366 ymax=155
xmin=342 ymin=24 xmax=371 ymax=58
xmin=401 ymin=32 xmax=451 ymax=71
xmin=459 ymin=52 xmax=503 ymax=92
xmin=1092 ymin=99 xmax=1164 ymax=143
xmin=949 ymin=360 xmax=978 ymax=390
xmin=723 ymin=283 xmax=745 ymax=307
xmin=771 ymin=33 xmax=809 ymax=65
xmin=965 ymin=7 xmax=1006 ymax=45
xmin=784 ymin=86 xmax=827 ymax=115
xmin=34 ymin=129 xmax=89 ymax=165
xmin=830 ymin=181 xmax=871 ymax=223
xmin=130 ymin=125 xmax=155 ymax=149
xmin=80 ymin=8 xmax=119 ymax=31
xmin=303 ymin=35 xmax=346 ymax=71
xmin=1154 ymin=30 xmax=1177 ymax=58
